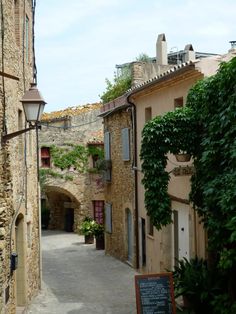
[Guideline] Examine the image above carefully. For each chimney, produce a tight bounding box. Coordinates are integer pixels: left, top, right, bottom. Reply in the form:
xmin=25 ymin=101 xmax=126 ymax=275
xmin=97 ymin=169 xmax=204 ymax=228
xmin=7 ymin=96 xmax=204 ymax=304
xmin=184 ymin=44 xmax=195 ymax=62
xmin=156 ymin=33 xmax=168 ymax=65
xmin=229 ymin=41 xmax=236 ymax=52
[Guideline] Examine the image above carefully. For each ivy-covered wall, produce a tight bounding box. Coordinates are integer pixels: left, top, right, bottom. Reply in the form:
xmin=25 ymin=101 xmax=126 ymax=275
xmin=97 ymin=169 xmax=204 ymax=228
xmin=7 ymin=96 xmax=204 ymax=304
xmin=39 ymin=105 xmax=105 ymax=232
xmin=140 ymin=56 xmax=236 ymax=311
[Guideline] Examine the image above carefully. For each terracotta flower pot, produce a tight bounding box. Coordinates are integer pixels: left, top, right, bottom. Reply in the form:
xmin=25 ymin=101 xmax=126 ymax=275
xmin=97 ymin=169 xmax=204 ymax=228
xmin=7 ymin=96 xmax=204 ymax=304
xmin=95 ymin=236 xmax=105 ymax=250
xmin=84 ymin=234 xmax=94 ymax=244
xmin=175 ymin=153 xmax=191 ymax=162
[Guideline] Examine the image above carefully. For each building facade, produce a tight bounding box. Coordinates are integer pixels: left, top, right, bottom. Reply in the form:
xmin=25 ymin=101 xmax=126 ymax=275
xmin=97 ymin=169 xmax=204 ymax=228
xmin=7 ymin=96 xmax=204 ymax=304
xmin=100 ymin=96 xmax=137 ymax=267
xmin=39 ymin=104 xmax=105 ymax=233
xmin=131 ymin=47 xmax=236 ymax=273
xmin=100 ymin=33 xmax=231 ymax=272
xmin=0 ymin=1 xmax=41 ymax=313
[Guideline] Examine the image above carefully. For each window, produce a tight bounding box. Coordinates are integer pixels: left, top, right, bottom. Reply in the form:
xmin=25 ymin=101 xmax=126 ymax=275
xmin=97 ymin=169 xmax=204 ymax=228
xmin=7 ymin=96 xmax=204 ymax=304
xmin=121 ymin=128 xmax=130 ymax=161
xmin=88 ymin=143 xmax=104 ymax=168
xmin=105 ymin=203 xmax=112 ymax=233
xmin=147 ymin=216 xmax=154 ymax=236
xmin=145 ymin=107 xmax=152 ymax=122
xmin=14 ymin=0 xmax=20 ymax=46
xmin=104 ymin=132 xmax=111 ymax=160
xmin=92 ymin=154 xmax=99 ymax=168
xmin=104 ymin=132 xmax=111 ymax=181
xmin=41 ymin=147 xmax=50 ymax=168
xmin=93 ymin=201 xmax=104 ymax=224
xmin=174 ymin=97 xmax=184 ymax=109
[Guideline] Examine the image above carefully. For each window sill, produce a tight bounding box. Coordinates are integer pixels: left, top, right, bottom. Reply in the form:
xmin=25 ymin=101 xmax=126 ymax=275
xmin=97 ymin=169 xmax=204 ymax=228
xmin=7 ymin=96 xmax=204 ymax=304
xmin=147 ymin=234 xmax=154 ymax=240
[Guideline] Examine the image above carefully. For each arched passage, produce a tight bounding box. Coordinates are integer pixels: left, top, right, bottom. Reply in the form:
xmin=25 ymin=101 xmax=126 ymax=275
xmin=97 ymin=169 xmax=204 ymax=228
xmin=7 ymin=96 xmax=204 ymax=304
xmin=42 ymin=186 xmax=81 ymax=232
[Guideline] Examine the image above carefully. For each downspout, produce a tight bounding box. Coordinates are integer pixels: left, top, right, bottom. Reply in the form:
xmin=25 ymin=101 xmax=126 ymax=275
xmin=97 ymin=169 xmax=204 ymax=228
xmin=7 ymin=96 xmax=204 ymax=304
xmin=127 ymin=94 xmax=139 ymax=269
xmin=32 ymin=0 xmax=42 ymax=290
xmin=36 ymin=125 xmax=42 ymax=289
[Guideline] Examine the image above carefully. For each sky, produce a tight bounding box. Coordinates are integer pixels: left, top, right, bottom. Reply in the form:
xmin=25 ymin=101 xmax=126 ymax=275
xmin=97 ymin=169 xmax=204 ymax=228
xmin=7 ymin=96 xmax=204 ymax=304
xmin=35 ymin=0 xmax=236 ymax=113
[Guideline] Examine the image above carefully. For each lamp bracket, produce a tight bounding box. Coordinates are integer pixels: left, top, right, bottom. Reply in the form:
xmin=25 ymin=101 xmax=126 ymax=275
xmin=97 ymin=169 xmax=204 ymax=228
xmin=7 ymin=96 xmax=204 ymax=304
xmin=2 ymin=126 xmax=35 ymax=143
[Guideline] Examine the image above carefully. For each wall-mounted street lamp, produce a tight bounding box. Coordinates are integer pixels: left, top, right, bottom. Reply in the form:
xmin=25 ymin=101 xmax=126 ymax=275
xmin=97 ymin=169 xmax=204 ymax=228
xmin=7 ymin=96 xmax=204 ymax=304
xmin=2 ymin=83 xmax=46 ymax=143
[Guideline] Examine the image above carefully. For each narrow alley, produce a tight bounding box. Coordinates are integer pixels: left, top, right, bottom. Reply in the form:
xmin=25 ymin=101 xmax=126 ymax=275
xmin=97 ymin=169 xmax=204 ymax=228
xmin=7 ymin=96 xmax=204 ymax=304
xmin=27 ymin=231 xmax=137 ymax=314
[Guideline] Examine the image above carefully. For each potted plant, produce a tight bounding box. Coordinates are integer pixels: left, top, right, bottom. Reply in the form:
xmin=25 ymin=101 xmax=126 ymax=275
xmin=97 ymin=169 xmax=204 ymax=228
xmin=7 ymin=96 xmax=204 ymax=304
xmin=79 ymin=217 xmax=95 ymax=244
xmin=93 ymin=222 xmax=105 ymax=250
xmin=173 ymin=257 xmax=213 ymax=313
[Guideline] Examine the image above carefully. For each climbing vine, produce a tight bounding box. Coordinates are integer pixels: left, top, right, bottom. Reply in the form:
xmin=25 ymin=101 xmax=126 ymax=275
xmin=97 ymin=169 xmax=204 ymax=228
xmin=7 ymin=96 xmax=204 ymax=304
xmin=40 ymin=143 xmax=104 ymax=185
xmin=140 ymin=107 xmax=199 ymax=229
xmin=50 ymin=144 xmax=89 ymax=172
xmin=187 ymin=57 xmax=236 ymax=268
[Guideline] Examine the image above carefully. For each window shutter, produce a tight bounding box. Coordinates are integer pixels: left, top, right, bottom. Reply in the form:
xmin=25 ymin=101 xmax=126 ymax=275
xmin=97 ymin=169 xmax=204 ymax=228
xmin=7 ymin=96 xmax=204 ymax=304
xmin=105 ymin=203 xmax=112 ymax=233
xmin=122 ymin=128 xmax=130 ymax=161
xmin=104 ymin=132 xmax=110 ymax=160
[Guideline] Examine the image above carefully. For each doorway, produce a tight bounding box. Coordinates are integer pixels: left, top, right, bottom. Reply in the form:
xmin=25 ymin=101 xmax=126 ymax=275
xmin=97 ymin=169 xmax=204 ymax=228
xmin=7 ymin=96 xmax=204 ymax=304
xmin=64 ymin=208 xmax=74 ymax=232
xmin=126 ymin=209 xmax=133 ymax=263
xmin=15 ymin=214 xmax=26 ymax=306
xmin=173 ymin=208 xmax=190 ymax=265
xmin=141 ymin=218 xmax=146 ymax=267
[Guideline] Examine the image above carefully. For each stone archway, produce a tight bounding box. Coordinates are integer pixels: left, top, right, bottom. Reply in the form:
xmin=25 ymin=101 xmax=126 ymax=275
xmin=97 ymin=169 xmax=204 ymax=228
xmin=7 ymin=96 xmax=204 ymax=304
xmin=43 ymin=186 xmax=81 ymax=232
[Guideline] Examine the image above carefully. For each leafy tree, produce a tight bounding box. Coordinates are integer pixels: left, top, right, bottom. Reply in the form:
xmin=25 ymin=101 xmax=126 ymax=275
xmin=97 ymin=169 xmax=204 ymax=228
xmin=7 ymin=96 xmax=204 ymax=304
xmin=136 ymin=53 xmax=152 ymax=62
xmin=100 ymin=53 xmax=151 ymax=104
xmin=100 ymin=68 xmax=131 ymax=104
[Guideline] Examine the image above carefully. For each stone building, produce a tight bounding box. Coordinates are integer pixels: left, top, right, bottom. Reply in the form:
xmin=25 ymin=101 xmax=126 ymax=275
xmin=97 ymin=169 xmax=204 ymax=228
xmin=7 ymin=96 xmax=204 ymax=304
xmin=39 ymin=103 xmax=104 ymax=233
xmin=0 ymin=1 xmax=41 ymax=313
xmin=100 ymin=95 xmax=137 ymax=267
xmin=100 ymin=33 xmax=227 ymax=272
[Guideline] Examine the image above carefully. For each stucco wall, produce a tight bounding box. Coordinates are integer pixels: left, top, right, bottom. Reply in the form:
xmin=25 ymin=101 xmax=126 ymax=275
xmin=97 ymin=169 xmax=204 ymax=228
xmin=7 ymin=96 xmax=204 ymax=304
xmin=132 ymin=70 xmax=206 ymax=273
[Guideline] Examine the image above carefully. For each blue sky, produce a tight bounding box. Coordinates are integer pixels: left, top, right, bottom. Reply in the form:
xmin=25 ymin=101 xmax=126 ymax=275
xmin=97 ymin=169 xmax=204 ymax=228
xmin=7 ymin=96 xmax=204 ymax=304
xmin=35 ymin=0 xmax=236 ymax=113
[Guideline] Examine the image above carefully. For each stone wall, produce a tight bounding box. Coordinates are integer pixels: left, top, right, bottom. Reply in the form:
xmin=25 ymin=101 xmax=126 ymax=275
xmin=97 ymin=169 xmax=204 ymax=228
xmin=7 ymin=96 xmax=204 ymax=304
xmin=0 ymin=1 xmax=40 ymax=313
xmin=39 ymin=105 xmax=104 ymax=232
xmin=104 ymin=109 xmax=137 ymax=268
xmin=132 ymin=62 xmax=172 ymax=87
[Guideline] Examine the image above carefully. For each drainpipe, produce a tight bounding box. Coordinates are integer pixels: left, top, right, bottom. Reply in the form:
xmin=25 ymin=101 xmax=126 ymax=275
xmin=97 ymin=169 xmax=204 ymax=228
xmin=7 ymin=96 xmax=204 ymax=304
xmin=127 ymin=94 xmax=139 ymax=269
xmin=36 ymin=126 xmax=42 ymax=289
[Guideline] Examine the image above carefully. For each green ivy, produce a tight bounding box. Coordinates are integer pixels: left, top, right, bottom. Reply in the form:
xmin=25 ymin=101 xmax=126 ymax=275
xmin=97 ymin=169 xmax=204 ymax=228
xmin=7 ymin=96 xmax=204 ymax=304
xmin=140 ymin=107 xmax=199 ymax=229
xmin=87 ymin=145 xmax=104 ymax=160
xmin=186 ymin=58 xmax=236 ymax=266
xmin=40 ymin=144 xmax=104 ymax=186
xmin=39 ymin=168 xmax=68 ymax=192
xmin=50 ymin=144 xmax=89 ymax=172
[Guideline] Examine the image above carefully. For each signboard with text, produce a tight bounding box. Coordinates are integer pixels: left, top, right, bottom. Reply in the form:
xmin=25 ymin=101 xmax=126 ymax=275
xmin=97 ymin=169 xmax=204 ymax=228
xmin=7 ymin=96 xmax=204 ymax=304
xmin=135 ymin=272 xmax=176 ymax=314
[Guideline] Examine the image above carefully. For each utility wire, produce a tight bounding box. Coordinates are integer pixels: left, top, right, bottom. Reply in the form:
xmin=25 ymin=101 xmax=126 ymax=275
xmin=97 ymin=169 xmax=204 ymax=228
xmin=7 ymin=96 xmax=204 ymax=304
xmin=40 ymin=101 xmax=128 ymax=130
xmin=41 ymin=117 xmax=101 ymax=129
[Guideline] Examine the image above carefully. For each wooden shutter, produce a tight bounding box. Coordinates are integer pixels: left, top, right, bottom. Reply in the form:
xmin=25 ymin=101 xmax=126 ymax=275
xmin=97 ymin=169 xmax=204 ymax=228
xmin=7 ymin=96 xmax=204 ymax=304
xmin=104 ymin=132 xmax=110 ymax=160
xmin=105 ymin=203 xmax=112 ymax=233
xmin=122 ymin=128 xmax=130 ymax=161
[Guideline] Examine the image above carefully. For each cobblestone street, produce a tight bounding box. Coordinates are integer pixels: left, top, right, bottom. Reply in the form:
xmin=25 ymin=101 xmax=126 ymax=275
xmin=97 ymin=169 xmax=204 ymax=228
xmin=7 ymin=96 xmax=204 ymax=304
xmin=27 ymin=231 xmax=137 ymax=314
